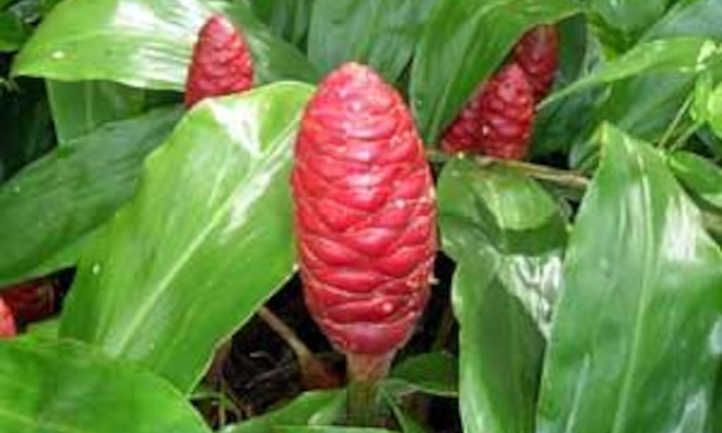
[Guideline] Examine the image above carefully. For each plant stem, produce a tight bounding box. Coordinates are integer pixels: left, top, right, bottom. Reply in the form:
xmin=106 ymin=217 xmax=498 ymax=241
xmin=346 ymin=353 xmax=393 ymax=426
xmin=427 ymin=149 xmax=590 ymax=190
xmin=258 ymin=306 xmax=340 ymax=389
xmin=659 ymin=94 xmax=693 ymax=149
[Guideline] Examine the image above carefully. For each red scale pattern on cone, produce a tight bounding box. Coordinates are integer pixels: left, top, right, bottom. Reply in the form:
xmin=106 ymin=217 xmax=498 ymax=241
xmin=184 ymin=15 xmax=254 ymax=108
xmin=292 ymin=63 xmax=437 ymax=355
xmin=443 ymin=63 xmax=534 ymax=160
xmin=513 ymin=25 xmax=559 ymax=101
xmin=0 ymin=298 xmax=16 ymax=338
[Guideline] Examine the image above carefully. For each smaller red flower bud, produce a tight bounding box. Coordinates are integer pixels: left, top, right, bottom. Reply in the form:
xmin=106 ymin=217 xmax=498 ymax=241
xmin=442 ymin=63 xmax=534 ymax=160
xmin=184 ymin=14 xmax=254 ymax=108
xmin=512 ymin=25 xmax=559 ymax=101
xmin=0 ymin=298 xmax=16 ymax=338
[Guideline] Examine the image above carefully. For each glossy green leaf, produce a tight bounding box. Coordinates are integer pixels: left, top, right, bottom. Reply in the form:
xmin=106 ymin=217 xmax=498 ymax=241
xmin=251 ymin=0 xmax=313 ymax=47
xmin=0 ymin=11 xmax=26 ymax=51
xmin=437 ymin=158 xmax=567 ymax=433
xmin=542 ymin=37 xmax=722 ymax=107
xmin=383 ymin=352 xmax=458 ymax=398
xmin=221 ymin=390 xmax=345 ymax=433
xmin=0 ymin=339 xmax=211 ymax=433
xmin=46 ymin=80 xmax=179 ymax=143
xmin=13 ymin=0 xmax=318 ymax=90
xmin=410 ymin=0 xmax=579 ymax=144
xmin=537 ymin=124 xmax=722 ymax=433
xmin=0 ymin=78 xmax=54 ymax=181
xmin=274 ymin=428 xmax=396 ymax=433
xmin=569 ymin=0 xmax=722 ymax=170
xmin=439 ymin=158 xmax=568 ymax=335
xmin=308 ymin=0 xmax=436 ymax=83
xmin=585 ymin=0 xmax=670 ymax=53
xmin=0 ymin=106 xmax=181 ymax=287
xmin=60 ymin=82 xmax=314 ymax=394
xmin=668 ymin=151 xmax=722 ymax=211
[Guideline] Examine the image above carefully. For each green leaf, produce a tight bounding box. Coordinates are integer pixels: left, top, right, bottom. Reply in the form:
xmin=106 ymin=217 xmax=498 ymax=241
xmin=251 ymin=0 xmax=313 ymax=47
xmin=569 ymin=0 xmax=722 ymax=170
xmin=46 ymin=80 xmax=179 ymax=143
xmin=668 ymin=150 xmax=722 ymax=211
xmin=273 ymin=428 xmax=396 ymax=433
xmin=437 ymin=159 xmax=567 ymax=433
xmin=0 ymin=105 xmax=181 ymax=286
xmin=221 ymin=390 xmax=345 ymax=433
xmin=438 ymin=158 xmax=567 ymax=335
xmin=383 ymin=352 xmax=458 ymax=398
xmin=0 ymin=78 xmax=54 ymax=181
xmin=409 ymin=0 xmax=580 ymax=145
xmin=13 ymin=0 xmax=318 ymax=90
xmin=542 ymin=37 xmax=722 ymax=108
xmin=0 ymin=338 xmax=211 ymax=433
xmin=585 ymin=0 xmax=670 ymax=53
xmin=537 ymin=124 xmax=722 ymax=433
xmin=307 ymin=0 xmax=436 ymax=83
xmin=0 ymin=11 xmax=26 ymax=51
xmin=60 ymin=82 xmax=314 ymax=394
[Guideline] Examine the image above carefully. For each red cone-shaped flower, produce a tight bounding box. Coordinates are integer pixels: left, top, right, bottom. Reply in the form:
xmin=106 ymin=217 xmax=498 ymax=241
xmin=184 ymin=14 xmax=254 ymax=108
xmin=1 ymin=279 xmax=56 ymax=325
xmin=477 ymin=63 xmax=535 ymax=160
xmin=512 ymin=25 xmax=559 ymax=101
xmin=0 ymin=298 xmax=16 ymax=338
xmin=292 ymin=63 xmax=437 ymax=356
xmin=442 ymin=63 xmax=534 ymax=160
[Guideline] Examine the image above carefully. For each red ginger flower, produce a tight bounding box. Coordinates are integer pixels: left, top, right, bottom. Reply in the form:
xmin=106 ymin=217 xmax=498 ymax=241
xmin=184 ymin=14 xmax=254 ymax=108
xmin=443 ymin=63 xmax=534 ymax=160
xmin=292 ymin=63 xmax=437 ymax=356
xmin=0 ymin=298 xmax=16 ymax=338
xmin=512 ymin=25 xmax=559 ymax=101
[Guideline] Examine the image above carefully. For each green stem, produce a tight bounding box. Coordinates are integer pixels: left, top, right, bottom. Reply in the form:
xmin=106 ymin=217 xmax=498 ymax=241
xmin=669 ymin=122 xmax=702 ymax=152
xmin=659 ymin=94 xmax=693 ymax=149
xmin=346 ymin=353 xmax=393 ymax=427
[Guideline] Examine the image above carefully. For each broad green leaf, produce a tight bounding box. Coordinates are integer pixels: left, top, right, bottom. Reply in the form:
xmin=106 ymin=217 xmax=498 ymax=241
xmin=251 ymin=0 xmax=313 ymax=47
xmin=307 ymin=0 xmax=436 ymax=83
xmin=13 ymin=0 xmax=318 ymax=90
xmin=0 ymin=78 xmax=54 ymax=181
xmin=46 ymin=80 xmax=179 ymax=143
xmin=585 ymin=0 xmax=670 ymax=53
xmin=691 ymin=76 xmax=722 ymax=138
xmin=668 ymin=151 xmax=722 ymax=211
xmin=437 ymin=159 xmax=567 ymax=433
xmin=438 ymin=158 xmax=567 ymax=335
xmin=0 ymin=11 xmax=26 ymax=51
xmin=60 ymin=82 xmax=314 ymax=394
xmin=221 ymin=390 xmax=345 ymax=433
xmin=383 ymin=352 xmax=458 ymax=398
xmin=23 ymin=317 xmax=59 ymax=340
xmin=569 ymin=0 xmax=722 ymax=170
xmin=537 ymin=124 xmax=722 ymax=433
xmin=450 ymin=262 xmax=544 ymax=433
xmin=410 ymin=0 xmax=580 ymax=144
xmin=0 ymin=106 xmax=181 ymax=287
xmin=274 ymin=428 xmax=396 ymax=433
xmin=542 ymin=37 xmax=722 ymax=107
xmin=0 ymin=339 xmax=211 ymax=433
